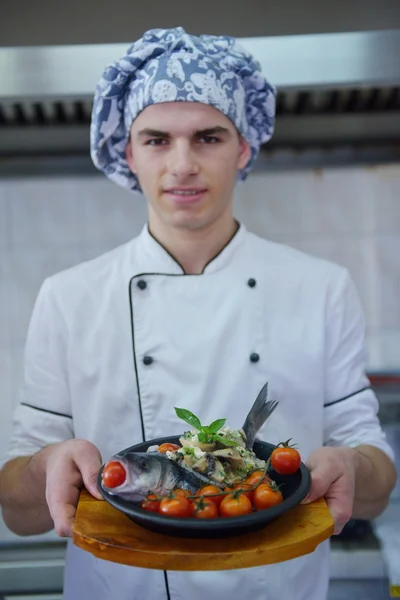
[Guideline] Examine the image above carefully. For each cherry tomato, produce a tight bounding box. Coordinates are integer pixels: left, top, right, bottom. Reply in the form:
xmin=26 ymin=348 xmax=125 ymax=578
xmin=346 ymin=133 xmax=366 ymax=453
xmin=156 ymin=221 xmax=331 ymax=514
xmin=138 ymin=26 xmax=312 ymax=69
xmin=102 ymin=461 xmax=126 ymax=488
xmin=271 ymin=447 xmax=301 ymax=475
xmin=197 ymin=485 xmax=224 ymax=508
xmin=245 ymin=470 xmax=270 ymax=487
xmin=174 ymin=489 xmax=196 ymax=513
xmin=158 ymin=443 xmax=180 ymax=453
xmin=219 ymin=493 xmax=253 ymax=517
xmin=174 ymin=488 xmax=191 ymax=498
xmin=231 ymin=483 xmax=254 ymax=503
xmin=194 ymin=497 xmax=219 ymax=519
xmin=141 ymin=493 xmax=160 ymax=513
xmin=172 ymin=489 xmax=195 ymax=515
xmin=253 ymin=483 xmax=283 ymax=511
xmin=159 ymin=495 xmax=194 ymax=518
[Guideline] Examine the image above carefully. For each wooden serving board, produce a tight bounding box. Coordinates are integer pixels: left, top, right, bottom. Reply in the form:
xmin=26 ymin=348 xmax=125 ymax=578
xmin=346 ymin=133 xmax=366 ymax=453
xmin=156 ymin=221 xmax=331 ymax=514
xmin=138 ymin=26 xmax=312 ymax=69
xmin=72 ymin=489 xmax=334 ymax=570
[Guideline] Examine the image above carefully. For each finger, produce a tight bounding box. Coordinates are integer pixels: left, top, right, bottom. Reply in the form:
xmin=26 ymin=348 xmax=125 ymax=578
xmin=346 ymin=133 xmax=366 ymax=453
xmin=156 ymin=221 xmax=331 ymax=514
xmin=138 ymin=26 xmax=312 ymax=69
xmin=324 ymin=475 xmax=354 ymax=535
xmin=46 ymin=483 xmax=80 ymax=538
xmin=301 ymin=465 xmax=335 ymax=504
xmin=81 ymin=466 xmax=103 ymax=500
xmin=53 ymin=502 xmax=77 ymax=538
xmin=73 ymin=448 xmax=103 ymax=500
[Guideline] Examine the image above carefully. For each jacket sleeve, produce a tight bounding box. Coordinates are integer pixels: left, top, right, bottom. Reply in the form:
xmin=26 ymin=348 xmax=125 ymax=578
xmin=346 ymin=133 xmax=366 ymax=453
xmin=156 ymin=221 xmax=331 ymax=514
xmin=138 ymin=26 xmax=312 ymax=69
xmin=1 ymin=277 xmax=74 ymax=468
xmin=323 ymin=268 xmax=395 ymax=462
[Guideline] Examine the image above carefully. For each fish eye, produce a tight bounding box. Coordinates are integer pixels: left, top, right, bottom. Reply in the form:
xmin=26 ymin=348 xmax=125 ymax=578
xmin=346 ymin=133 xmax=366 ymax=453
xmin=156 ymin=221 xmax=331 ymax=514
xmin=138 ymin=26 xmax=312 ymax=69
xmin=139 ymin=458 xmax=148 ymax=471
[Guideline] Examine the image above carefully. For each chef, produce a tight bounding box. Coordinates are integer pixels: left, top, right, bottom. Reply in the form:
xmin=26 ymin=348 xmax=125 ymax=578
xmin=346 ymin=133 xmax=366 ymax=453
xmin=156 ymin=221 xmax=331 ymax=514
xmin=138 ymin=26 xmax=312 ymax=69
xmin=0 ymin=27 xmax=396 ymax=600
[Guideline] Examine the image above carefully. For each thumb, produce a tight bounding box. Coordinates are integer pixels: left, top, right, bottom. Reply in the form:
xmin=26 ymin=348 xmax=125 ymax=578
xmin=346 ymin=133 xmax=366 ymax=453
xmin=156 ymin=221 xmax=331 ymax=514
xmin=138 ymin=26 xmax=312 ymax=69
xmin=301 ymin=468 xmax=331 ymax=505
xmin=74 ymin=445 xmax=104 ymax=500
xmin=82 ymin=465 xmax=103 ymax=500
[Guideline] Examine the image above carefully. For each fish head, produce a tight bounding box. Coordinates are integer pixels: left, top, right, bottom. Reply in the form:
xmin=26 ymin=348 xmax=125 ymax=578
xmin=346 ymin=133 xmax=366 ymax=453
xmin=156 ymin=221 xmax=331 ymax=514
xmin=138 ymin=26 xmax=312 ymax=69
xmin=100 ymin=451 xmax=166 ymax=502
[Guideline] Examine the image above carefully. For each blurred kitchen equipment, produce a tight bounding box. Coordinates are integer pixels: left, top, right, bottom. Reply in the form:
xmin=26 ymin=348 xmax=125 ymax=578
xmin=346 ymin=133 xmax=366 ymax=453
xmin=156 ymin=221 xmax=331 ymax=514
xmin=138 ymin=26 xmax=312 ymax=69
xmin=1 ymin=29 xmax=400 ymax=176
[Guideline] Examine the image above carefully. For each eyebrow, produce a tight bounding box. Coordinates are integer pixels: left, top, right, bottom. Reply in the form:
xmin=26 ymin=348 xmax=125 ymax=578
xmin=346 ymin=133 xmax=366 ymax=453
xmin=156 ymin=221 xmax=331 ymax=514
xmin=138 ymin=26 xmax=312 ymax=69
xmin=137 ymin=126 xmax=231 ymax=138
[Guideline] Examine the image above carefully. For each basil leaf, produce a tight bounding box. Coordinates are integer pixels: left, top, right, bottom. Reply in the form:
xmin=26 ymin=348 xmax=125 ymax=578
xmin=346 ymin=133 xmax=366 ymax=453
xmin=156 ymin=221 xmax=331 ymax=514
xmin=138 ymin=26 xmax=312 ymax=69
xmin=207 ymin=418 xmax=226 ymax=434
xmin=212 ymin=434 xmax=238 ymax=447
xmin=197 ymin=431 xmax=209 ymax=443
xmin=174 ymin=407 xmax=202 ymax=431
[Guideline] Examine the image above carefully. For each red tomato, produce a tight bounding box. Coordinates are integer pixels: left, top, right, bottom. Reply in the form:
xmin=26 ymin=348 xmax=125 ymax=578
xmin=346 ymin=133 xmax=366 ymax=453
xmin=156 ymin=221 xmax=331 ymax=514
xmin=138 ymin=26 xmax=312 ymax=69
xmin=245 ymin=470 xmax=270 ymax=487
xmin=173 ymin=489 xmax=195 ymax=514
xmin=158 ymin=443 xmax=180 ymax=453
xmin=174 ymin=488 xmax=191 ymax=497
xmin=102 ymin=461 xmax=126 ymax=488
xmin=271 ymin=447 xmax=301 ymax=475
xmin=159 ymin=495 xmax=194 ymax=518
xmin=197 ymin=485 xmax=224 ymax=508
xmin=253 ymin=483 xmax=283 ymax=511
xmin=219 ymin=493 xmax=253 ymax=517
xmin=141 ymin=493 xmax=160 ymax=513
xmin=194 ymin=497 xmax=219 ymax=519
xmin=231 ymin=483 xmax=254 ymax=503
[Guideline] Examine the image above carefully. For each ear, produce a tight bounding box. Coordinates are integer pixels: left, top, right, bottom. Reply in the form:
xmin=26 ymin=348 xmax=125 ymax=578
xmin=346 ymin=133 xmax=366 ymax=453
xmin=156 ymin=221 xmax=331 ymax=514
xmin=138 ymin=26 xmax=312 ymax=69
xmin=237 ymin=136 xmax=252 ymax=171
xmin=125 ymin=138 xmax=136 ymax=173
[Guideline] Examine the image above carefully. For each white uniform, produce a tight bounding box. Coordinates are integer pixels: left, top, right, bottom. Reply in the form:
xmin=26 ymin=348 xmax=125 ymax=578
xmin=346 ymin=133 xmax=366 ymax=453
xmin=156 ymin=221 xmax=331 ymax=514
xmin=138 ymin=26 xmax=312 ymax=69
xmin=4 ymin=222 xmax=394 ymax=600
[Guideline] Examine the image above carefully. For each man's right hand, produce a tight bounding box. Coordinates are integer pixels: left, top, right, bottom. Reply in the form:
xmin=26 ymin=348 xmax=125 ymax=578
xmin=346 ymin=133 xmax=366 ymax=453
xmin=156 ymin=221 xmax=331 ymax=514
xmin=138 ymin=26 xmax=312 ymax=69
xmin=44 ymin=439 xmax=103 ymax=537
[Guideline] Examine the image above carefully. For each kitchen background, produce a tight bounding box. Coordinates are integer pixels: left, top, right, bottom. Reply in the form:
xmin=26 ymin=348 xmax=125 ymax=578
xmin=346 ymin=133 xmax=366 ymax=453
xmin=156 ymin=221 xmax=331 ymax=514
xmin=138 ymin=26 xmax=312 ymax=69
xmin=1 ymin=1 xmax=400 ymax=598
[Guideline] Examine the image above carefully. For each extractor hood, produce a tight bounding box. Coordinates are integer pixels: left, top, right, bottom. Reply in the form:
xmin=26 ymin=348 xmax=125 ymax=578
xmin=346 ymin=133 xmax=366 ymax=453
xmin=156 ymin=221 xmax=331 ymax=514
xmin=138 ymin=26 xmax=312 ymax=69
xmin=0 ymin=29 xmax=400 ymax=174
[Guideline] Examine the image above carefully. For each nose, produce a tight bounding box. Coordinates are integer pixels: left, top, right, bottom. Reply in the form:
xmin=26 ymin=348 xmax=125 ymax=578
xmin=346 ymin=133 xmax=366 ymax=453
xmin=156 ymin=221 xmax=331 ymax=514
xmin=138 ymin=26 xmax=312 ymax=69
xmin=167 ymin=140 xmax=200 ymax=179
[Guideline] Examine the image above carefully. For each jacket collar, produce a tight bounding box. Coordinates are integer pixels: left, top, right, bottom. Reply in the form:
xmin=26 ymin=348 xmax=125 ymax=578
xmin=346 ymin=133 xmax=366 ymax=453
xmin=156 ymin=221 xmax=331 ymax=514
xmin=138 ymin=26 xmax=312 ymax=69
xmin=136 ymin=221 xmax=247 ymax=275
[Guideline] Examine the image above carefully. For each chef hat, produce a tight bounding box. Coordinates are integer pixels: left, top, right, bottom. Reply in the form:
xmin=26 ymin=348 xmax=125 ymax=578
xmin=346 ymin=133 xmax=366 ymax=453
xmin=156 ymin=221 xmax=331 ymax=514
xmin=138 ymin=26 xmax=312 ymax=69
xmin=90 ymin=27 xmax=276 ymax=193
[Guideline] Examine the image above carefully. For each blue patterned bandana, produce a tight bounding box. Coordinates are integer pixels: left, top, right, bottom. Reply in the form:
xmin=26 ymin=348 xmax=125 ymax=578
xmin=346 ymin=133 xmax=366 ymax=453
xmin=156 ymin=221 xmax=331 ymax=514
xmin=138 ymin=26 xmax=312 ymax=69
xmin=90 ymin=27 xmax=276 ymax=193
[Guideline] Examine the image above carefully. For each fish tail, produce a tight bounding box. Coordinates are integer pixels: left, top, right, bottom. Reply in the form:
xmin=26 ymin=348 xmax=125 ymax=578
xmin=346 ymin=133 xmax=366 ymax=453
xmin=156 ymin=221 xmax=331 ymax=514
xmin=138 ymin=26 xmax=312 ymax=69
xmin=242 ymin=382 xmax=278 ymax=448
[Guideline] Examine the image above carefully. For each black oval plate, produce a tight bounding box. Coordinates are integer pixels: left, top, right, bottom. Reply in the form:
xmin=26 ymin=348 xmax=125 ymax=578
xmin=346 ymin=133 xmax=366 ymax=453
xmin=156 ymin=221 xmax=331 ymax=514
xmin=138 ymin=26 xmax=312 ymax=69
xmin=97 ymin=435 xmax=311 ymax=539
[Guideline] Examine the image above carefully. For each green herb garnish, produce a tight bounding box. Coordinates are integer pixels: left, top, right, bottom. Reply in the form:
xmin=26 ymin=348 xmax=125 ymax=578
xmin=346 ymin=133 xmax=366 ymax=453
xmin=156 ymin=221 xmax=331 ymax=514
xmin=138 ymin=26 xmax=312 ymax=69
xmin=174 ymin=408 xmax=203 ymax=431
xmin=182 ymin=446 xmax=195 ymax=455
xmin=211 ymin=434 xmax=238 ymax=447
xmin=174 ymin=408 xmax=236 ymax=445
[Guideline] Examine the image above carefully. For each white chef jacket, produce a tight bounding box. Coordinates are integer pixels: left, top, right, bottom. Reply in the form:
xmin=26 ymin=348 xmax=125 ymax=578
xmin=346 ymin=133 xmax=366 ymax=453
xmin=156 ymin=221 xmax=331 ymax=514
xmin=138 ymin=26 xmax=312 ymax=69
xmin=4 ymin=222 xmax=395 ymax=600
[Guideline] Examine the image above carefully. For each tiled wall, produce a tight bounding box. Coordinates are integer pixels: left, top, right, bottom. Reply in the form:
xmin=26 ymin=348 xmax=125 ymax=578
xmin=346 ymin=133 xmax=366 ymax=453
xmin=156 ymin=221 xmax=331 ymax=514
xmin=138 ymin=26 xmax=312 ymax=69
xmin=0 ymin=163 xmax=399 ymax=539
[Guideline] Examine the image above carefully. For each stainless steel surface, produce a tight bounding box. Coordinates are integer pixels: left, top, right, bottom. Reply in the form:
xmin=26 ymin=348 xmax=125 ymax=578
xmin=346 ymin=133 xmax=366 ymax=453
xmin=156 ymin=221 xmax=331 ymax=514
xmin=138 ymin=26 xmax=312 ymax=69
xmin=245 ymin=30 xmax=400 ymax=89
xmin=382 ymin=427 xmax=400 ymax=499
xmin=273 ymin=113 xmax=400 ymax=145
xmin=1 ymin=30 xmax=400 ymax=100
xmin=0 ymin=29 xmax=400 ymax=166
xmin=0 ymin=543 xmax=66 ymax=596
xmin=0 ymin=594 xmax=62 ymax=600
xmin=330 ymin=547 xmax=387 ymax=579
xmin=327 ymin=579 xmax=392 ymax=600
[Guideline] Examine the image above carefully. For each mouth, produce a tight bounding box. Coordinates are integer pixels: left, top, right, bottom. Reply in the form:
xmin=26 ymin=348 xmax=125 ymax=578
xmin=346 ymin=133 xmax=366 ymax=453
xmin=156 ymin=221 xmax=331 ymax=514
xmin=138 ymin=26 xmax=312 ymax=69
xmin=163 ymin=188 xmax=207 ymax=204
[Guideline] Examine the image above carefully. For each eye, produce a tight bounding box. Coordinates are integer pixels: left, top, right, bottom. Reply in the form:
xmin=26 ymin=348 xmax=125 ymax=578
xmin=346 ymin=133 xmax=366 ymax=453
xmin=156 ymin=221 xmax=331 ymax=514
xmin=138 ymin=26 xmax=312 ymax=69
xmin=199 ymin=135 xmax=219 ymax=144
xmin=146 ymin=138 xmax=167 ymax=146
xmin=139 ymin=458 xmax=149 ymax=471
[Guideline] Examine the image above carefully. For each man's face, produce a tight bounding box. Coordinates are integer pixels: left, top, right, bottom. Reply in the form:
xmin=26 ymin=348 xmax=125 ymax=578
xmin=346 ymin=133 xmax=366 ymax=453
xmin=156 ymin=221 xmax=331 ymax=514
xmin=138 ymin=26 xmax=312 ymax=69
xmin=126 ymin=102 xmax=251 ymax=233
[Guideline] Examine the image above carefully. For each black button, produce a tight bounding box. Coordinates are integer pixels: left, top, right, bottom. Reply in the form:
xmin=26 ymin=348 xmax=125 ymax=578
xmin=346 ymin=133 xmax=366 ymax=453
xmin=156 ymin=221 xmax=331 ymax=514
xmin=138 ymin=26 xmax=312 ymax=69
xmin=250 ymin=353 xmax=260 ymax=363
xmin=137 ymin=280 xmax=147 ymax=290
xmin=247 ymin=278 xmax=256 ymax=288
xmin=143 ymin=356 xmax=153 ymax=366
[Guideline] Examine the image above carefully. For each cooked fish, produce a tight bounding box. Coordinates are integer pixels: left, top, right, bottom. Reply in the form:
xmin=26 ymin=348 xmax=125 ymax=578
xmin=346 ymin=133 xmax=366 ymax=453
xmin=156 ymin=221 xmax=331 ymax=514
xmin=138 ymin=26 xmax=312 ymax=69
xmin=100 ymin=450 xmax=220 ymax=502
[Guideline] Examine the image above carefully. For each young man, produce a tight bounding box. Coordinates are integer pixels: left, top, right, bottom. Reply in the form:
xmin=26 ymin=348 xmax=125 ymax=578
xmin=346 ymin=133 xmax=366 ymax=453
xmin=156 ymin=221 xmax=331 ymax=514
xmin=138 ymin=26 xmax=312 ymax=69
xmin=0 ymin=27 xmax=396 ymax=600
